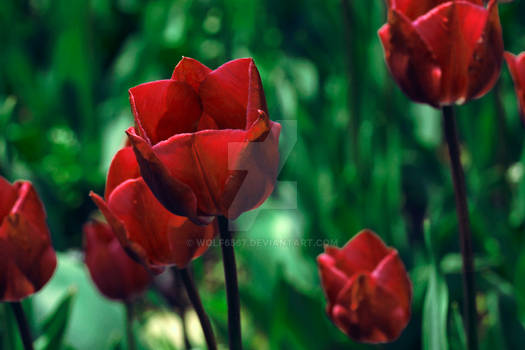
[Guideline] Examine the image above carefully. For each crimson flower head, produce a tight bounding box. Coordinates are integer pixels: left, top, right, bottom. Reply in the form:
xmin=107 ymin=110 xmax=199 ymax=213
xmin=126 ymin=57 xmax=281 ymax=224
xmin=0 ymin=177 xmax=57 ymax=301
xmin=90 ymin=146 xmax=217 ymax=269
xmin=84 ymin=220 xmax=151 ymax=301
xmin=504 ymin=52 xmax=525 ymax=120
xmin=317 ymin=230 xmax=412 ymax=343
xmin=378 ymin=0 xmax=503 ymax=107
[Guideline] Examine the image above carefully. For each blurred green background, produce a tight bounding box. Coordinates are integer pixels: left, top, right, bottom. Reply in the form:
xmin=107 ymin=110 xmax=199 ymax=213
xmin=1 ymin=0 xmax=525 ymax=349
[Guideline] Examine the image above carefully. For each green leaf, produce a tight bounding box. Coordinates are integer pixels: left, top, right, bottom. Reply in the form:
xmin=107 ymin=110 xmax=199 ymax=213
xmin=32 ymin=253 xmax=125 ymax=350
xmin=0 ymin=304 xmax=23 ymax=350
xmin=423 ymin=220 xmax=449 ymax=350
xmin=34 ymin=287 xmax=76 ymax=350
xmin=449 ymin=302 xmax=466 ymax=350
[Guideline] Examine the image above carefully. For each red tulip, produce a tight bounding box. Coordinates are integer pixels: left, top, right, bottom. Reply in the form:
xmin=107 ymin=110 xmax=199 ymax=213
xmin=0 ymin=177 xmax=57 ymax=301
xmin=504 ymin=52 xmax=525 ymax=119
xmin=378 ymin=0 xmax=503 ymax=107
xmin=126 ymin=57 xmax=281 ymax=224
xmin=84 ymin=220 xmax=151 ymax=301
xmin=317 ymin=230 xmax=412 ymax=343
xmin=90 ymin=146 xmax=217 ymax=268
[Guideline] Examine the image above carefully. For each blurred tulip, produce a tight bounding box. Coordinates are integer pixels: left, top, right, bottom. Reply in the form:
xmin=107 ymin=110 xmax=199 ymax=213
xmin=0 ymin=177 xmax=56 ymax=301
xmin=126 ymin=57 xmax=281 ymax=224
xmin=378 ymin=0 xmax=503 ymax=107
xmin=90 ymin=146 xmax=217 ymax=269
xmin=504 ymin=52 xmax=525 ymax=120
xmin=84 ymin=220 xmax=151 ymax=301
xmin=317 ymin=230 xmax=412 ymax=343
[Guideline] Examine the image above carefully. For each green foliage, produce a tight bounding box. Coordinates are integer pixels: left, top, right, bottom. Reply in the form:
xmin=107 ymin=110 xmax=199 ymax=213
xmin=1 ymin=0 xmax=525 ymax=349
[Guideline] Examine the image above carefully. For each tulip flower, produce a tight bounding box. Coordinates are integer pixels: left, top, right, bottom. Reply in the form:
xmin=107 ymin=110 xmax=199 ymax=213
xmin=317 ymin=230 xmax=412 ymax=343
xmin=0 ymin=177 xmax=57 ymax=301
xmin=90 ymin=146 xmax=217 ymax=268
xmin=126 ymin=57 xmax=281 ymax=224
xmin=504 ymin=52 xmax=525 ymax=119
xmin=378 ymin=0 xmax=503 ymax=107
xmin=84 ymin=220 xmax=151 ymax=301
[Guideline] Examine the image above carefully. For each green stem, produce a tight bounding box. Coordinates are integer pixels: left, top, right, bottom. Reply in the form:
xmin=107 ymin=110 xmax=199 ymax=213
xmin=10 ymin=302 xmax=34 ymax=350
xmin=442 ymin=106 xmax=478 ymax=350
xmin=218 ymin=216 xmax=242 ymax=350
xmin=178 ymin=268 xmax=217 ymax=350
xmin=125 ymin=302 xmax=136 ymax=350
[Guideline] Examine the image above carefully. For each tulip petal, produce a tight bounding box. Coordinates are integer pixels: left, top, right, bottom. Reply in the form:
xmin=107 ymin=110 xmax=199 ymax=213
xmin=199 ymin=58 xmax=254 ymax=130
xmin=108 ymin=179 xmax=217 ymax=267
xmin=152 ymin=112 xmax=278 ymax=219
xmin=84 ymin=221 xmax=151 ymax=301
xmin=465 ymin=0 xmax=503 ymax=101
xmin=372 ymin=250 xmax=412 ymax=311
xmin=389 ymin=0 xmax=448 ymax=20
xmin=332 ymin=274 xmax=407 ymax=343
xmin=0 ymin=181 xmax=56 ymax=301
xmin=413 ymin=1 xmax=488 ymax=104
xmin=380 ymin=11 xmax=441 ymax=106
xmin=126 ymin=127 xmax=202 ymax=223
xmin=0 ymin=177 xmax=19 ymax=220
xmin=221 ymin=116 xmax=280 ymax=219
xmin=196 ymin=113 xmax=219 ymax=131
xmin=171 ymin=57 xmax=212 ymax=92
xmin=90 ymin=191 xmax=150 ymax=267
xmin=317 ymin=253 xmax=349 ymax=308
xmin=105 ymin=147 xmax=140 ymax=199
xmin=129 ymin=80 xmax=202 ymax=144
xmin=505 ymin=52 xmax=525 ymax=119
xmin=334 ymin=230 xmax=393 ymax=276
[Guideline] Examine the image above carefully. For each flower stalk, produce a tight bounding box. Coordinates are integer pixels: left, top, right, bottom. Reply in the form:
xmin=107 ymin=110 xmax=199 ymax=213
xmin=11 ymin=302 xmax=34 ymax=350
xmin=125 ymin=302 xmax=136 ymax=350
xmin=178 ymin=268 xmax=217 ymax=350
xmin=441 ymin=106 xmax=478 ymax=350
xmin=218 ymin=216 xmax=242 ymax=350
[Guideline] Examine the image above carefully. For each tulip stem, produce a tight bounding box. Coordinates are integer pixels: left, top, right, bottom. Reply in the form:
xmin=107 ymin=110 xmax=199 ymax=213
xmin=178 ymin=268 xmax=217 ymax=350
xmin=10 ymin=302 xmax=34 ymax=350
xmin=442 ymin=106 xmax=478 ymax=350
xmin=218 ymin=216 xmax=242 ymax=350
xmin=124 ymin=302 xmax=136 ymax=350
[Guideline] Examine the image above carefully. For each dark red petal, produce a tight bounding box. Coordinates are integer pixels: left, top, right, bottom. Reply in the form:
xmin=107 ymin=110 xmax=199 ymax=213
xmin=220 ymin=116 xmax=280 ymax=219
xmin=246 ymin=60 xmax=269 ymax=127
xmin=331 ymin=274 xmax=409 ymax=343
xmin=129 ymin=80 xmax=202 ymax=145
xmin=196 ymin=113 xmax=219 ymax=131
xmin=105 ymin=147 xmax=140 ymax=199
xmin=152 ymin=111 xmax=278 ymax=219
xmin=0 ymin=181 xmax=56 ymax=301
xmin=389 ymin=0 xmax=449 ymax=20
xmin=199 ymin=58 xmax=253 ymax=130
xmin=107 ymin=179 xmax=217 ymax=267
xmin=505 ymin=52 xmax=525 ymax=119
xmin=84 ymin=221 xmax=151 ymax=301
xmin=413 ymin=1 xmax=488 ymax=104
xmin=0 ymin=177 xmax=18 ymax=220
xmin=90 ymin=191 xmax=150 ymax=266
xmin=335 ymin=230 xmax=392 ymax=276
xmin=372 ymin=250 xmax=412 ymax=312
xmin=465 ymin=0 xmax=503 ymax=100
xmin=171 ymin=57 xmax=212 ymax=92
xmin=380 ymin=11 xmax=441 ymax=106
xmin=126 ymin=128 xmax=202 ymax=223
xmin=317 ymin=253 xmax=348 ymax=309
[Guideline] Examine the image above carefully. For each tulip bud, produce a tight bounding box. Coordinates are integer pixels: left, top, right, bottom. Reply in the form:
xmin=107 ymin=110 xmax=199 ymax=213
xmin=0 ymin=177 xmax=57 ymax=301
xmin=504 ymin=52 xmax=525 ymax=121
xmin=317 ymin=230 xmax=412 ymax=343
xmin=84 ymin=220 xmax=151 ymax=301
xmin=379 ymin=0 xmax=503 ymax=107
